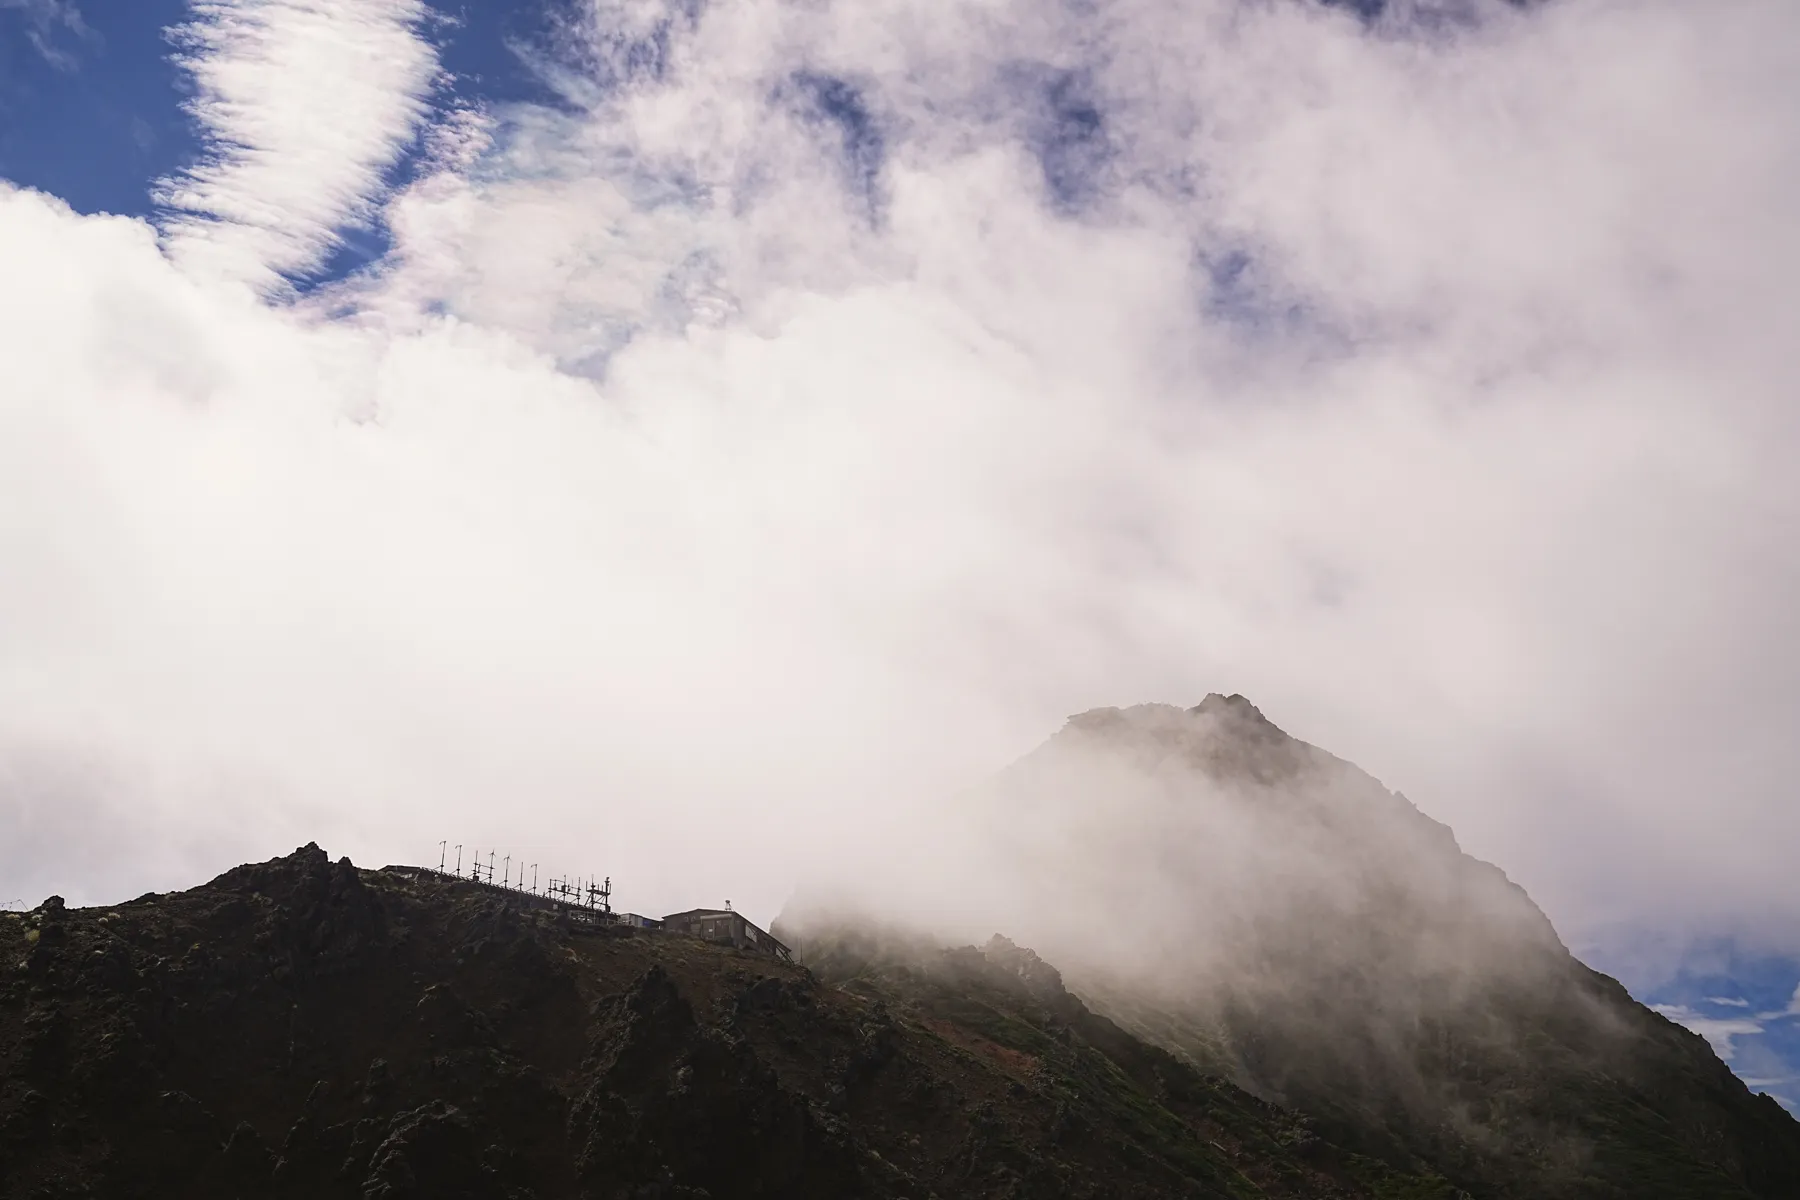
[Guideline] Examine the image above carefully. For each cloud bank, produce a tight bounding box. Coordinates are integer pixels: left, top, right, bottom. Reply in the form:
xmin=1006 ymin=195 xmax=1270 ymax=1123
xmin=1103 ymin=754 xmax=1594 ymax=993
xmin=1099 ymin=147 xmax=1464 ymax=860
xmin=1 ymin=0 xmax=1798 ymax=976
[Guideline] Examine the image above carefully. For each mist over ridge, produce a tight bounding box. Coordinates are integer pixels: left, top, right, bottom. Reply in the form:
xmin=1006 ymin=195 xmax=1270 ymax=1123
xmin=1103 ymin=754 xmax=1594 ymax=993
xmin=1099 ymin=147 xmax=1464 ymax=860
xmin=785 ymin=692 xmax=1565 ymax=990
xmin=779 ymin=693 xmax=1800 ymax=1195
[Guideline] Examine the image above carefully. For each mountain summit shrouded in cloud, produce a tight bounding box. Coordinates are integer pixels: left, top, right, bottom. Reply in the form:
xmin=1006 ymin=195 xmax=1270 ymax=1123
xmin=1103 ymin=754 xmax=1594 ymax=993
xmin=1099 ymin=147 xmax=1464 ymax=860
xmin=3 ymin=0 xmax=1800 ymax=1131
xmin=784 ymin=696 xmax=1800 ymax=1195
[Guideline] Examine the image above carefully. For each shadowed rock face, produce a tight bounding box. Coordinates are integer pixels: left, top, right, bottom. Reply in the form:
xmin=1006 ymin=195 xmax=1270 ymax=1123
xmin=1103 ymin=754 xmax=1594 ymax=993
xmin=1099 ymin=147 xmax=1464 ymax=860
xmin=0 ymin=843 xmax=1460 ymax=1200
xmin=966 ymin=697 xmax=1800 ymax=1198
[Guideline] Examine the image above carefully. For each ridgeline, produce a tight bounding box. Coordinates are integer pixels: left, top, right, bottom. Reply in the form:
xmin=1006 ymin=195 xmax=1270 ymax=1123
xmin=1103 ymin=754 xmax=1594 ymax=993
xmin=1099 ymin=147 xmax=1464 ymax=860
xmin=5 ymin=697 xmax=1799 ymax=1198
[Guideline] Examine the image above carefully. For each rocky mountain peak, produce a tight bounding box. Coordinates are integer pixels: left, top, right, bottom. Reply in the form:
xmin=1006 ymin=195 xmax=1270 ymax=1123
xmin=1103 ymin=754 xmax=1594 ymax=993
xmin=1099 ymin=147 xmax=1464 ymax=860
xmin=1190 ymin=691 xmax=1277 ymax=725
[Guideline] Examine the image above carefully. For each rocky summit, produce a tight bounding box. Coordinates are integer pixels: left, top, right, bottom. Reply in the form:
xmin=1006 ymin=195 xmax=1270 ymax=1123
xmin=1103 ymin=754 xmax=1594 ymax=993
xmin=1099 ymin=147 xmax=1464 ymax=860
xmin=3 ymin=698 xmax=1799 ymax=1199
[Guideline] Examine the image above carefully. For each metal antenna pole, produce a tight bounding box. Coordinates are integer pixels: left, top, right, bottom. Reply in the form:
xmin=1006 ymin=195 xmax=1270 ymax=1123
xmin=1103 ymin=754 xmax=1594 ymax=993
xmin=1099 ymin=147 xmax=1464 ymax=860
xmin=531 ymin=864 xmax=538 ymax=894
xmin=503 ymin=855 xmax=511 ymax=888
xmin=439 ymin=840 xmax=447 ymax=872
xmin=455 ymin=844 xmax=463 ymax=873
xmin=487 ymin=851 xmax=495 ymax=884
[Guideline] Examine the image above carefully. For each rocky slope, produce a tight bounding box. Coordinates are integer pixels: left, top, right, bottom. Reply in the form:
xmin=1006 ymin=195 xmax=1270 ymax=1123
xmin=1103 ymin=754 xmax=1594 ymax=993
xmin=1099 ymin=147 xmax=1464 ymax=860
xmin=0 ymin=845 xmax=1455 ymax=1199
xmin=957 ymin=696 xmax=1800 ymax=1198
xmin=5 ymin=696 xmax=1798 ymax=1198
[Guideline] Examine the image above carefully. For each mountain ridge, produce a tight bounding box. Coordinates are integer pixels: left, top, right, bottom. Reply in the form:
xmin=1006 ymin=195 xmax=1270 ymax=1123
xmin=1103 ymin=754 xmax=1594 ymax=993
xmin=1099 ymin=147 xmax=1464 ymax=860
xmin=954 ymin=696 xmax=1800 ymax=1196
xmin=0 ymin=844 xmax=1464 ymax=1198
xmin=4 ymin=697 xmax=1798 ymax=1197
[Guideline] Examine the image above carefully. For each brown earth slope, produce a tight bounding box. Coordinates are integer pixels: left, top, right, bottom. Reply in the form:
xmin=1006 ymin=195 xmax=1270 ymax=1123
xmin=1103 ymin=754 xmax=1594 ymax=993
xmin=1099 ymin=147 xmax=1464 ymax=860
xmin=0 ymin=845 xmax=1453 ymax=1200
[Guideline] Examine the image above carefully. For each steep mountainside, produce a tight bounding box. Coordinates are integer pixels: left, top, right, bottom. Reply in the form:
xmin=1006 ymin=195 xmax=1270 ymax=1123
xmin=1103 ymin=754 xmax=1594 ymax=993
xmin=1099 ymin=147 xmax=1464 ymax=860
xmin=963 ymin=696 xmax=1800 ymax=1198
xmin=0 ymin=845 xmax=1456 ymax=1199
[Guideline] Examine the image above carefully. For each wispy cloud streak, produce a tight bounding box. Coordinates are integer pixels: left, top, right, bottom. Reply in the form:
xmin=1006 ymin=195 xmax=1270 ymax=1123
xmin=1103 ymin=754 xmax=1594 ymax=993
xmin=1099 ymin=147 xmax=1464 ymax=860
xmin=1 ymin=0 xmax=87 ymax=69
xmin=1654 ymin=1006 xmax=1768 ymax=1061
xmin=154 ymin=0 xmax=441 ymax=292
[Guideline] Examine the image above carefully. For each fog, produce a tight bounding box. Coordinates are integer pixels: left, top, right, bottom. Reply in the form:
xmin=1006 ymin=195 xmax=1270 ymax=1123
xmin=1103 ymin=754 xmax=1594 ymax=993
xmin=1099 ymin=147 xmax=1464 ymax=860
xmin=2 ymin=0 xmax=1798 ymax=995
xmin=783 ymin=697 xmax=1567 ymax=988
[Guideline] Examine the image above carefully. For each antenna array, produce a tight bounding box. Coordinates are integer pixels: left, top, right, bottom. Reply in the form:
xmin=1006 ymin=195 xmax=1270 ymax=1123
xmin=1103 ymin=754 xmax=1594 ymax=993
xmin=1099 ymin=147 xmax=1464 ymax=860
xmin=424 ymin=842 xmax=617 ymax=920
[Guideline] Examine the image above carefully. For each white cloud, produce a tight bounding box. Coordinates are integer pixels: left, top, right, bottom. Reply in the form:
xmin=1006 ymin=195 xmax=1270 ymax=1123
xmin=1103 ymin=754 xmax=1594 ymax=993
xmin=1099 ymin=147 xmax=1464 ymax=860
xmin=1707 ymin=997 xmax=1754 ymax=1009
xmin=153 ymin=0 xmax=441 ymax=292
xmin=1 ymin=0 xmax=1798 ymax=961
xmin=1761 ymin=984 xmax=1800 ymax=1021
xmin=1653 ymin=1006 xmax=1767 ymax=1061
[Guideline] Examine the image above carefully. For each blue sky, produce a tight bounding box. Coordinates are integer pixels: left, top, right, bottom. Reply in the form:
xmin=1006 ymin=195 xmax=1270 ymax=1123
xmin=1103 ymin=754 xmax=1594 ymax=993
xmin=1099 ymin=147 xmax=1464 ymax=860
xmin=1585 ymin=936 xmax=1800 ymax=1113
xmin=0 ymin=0 xmax=191 ymax=218
xmin=2 ymin=0 xmax=1798 ymax=1119
xmin=0 ymin=0 xmax=568 ymax=280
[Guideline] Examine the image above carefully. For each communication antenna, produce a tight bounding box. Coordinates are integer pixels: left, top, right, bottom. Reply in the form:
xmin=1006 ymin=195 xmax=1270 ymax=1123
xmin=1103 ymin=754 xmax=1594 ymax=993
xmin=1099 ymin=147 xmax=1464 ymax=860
xmin=486 ymin=851 xmax=495 ymax=884
xmin=455 ymin=844 xmax=463 ymax=874
xmin=530 ymin=864 xmax=538 ymax=894
xmin=438 ymin=840 xmax=447 ymax=872
xmin=503 ymin=855 xmax=511 ymax=888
